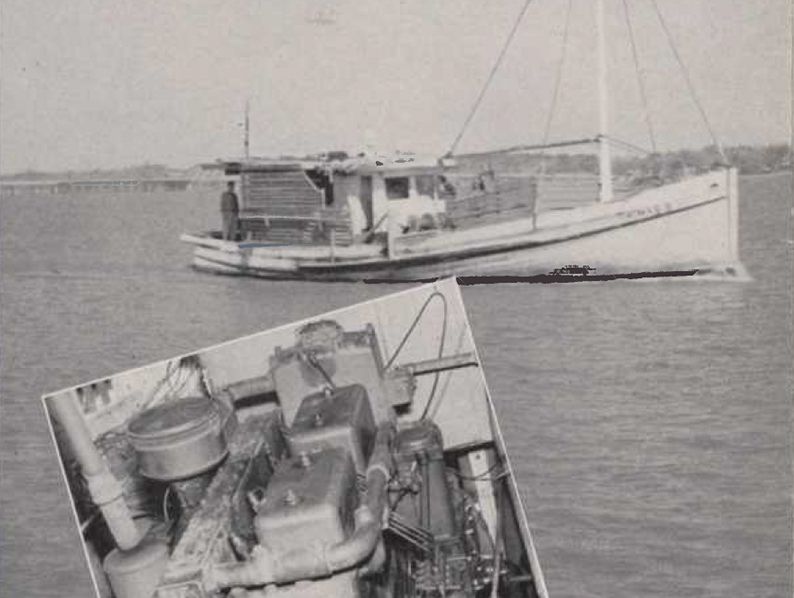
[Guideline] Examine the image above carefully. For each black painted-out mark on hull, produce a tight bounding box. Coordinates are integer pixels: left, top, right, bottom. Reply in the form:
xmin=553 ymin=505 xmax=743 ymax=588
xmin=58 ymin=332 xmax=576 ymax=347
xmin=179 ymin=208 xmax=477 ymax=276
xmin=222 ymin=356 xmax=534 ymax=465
xmin=362 ymin=270 xmax=700 ymax=285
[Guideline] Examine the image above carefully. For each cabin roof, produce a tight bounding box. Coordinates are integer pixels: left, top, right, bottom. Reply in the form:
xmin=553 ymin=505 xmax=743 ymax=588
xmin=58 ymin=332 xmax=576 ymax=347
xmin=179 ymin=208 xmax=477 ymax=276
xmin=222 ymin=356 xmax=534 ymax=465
xmin=203 ymin=152 xmax=452 ymax=176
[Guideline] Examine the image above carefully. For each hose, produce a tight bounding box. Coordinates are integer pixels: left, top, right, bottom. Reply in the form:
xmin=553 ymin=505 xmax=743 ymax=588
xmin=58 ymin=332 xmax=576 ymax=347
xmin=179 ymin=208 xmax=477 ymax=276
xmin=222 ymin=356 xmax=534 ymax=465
xmin=380 ymin=290 xmax=448 ymax=422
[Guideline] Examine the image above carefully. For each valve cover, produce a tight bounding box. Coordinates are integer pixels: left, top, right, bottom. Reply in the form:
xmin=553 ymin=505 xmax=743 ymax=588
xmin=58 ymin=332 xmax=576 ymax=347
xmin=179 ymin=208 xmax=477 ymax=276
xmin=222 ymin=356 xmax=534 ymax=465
xmin=287 ymin=385 xmax=375 ymax=474
xmin=254 ymin=447 xmax=357 ymax=554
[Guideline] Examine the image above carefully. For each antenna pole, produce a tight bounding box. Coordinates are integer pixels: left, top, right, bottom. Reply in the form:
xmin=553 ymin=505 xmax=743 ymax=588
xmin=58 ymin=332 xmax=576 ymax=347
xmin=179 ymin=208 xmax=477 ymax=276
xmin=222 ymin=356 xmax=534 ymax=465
xmin=244 ymin=99 xmax=250 ymax=159
xmin=596 ymin=0 xmax=613 ymax=202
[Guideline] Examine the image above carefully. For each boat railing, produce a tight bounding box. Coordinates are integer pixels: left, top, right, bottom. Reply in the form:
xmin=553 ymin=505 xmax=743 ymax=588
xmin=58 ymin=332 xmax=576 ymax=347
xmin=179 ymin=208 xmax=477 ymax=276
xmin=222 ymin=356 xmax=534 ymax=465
xmin=444 ymin=170 xmax=649 ymax=220
xmin=239 ymin=212 xmax=347 ymax=223
xmin=238 ymin=209 xmax=354 ymax=247
xmin=443 ymin=174 xmax=536 ymax=227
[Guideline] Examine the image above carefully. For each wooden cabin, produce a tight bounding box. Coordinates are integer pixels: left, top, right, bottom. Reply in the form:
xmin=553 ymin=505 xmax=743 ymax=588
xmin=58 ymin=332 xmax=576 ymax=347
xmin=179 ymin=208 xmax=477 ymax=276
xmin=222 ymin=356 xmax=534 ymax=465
xmin=213 ymin=154 xmax=449 ymax=246
xmin=206 ymin=153 xmax=618 ymax=247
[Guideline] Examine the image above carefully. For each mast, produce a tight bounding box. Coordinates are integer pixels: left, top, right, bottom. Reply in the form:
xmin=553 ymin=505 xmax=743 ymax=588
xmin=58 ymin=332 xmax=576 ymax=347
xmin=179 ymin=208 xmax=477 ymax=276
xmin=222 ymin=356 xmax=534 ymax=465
xmin=596 ymin=0 xmax=613 ymax=202
xmin=244 ymin=99 xmax=250 ymax=160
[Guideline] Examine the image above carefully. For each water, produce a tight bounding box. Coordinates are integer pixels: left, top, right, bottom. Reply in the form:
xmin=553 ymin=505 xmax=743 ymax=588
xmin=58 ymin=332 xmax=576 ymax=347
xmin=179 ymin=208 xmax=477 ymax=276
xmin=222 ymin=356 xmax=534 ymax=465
xmin=1 ymin=174 xmax=791 ymax=597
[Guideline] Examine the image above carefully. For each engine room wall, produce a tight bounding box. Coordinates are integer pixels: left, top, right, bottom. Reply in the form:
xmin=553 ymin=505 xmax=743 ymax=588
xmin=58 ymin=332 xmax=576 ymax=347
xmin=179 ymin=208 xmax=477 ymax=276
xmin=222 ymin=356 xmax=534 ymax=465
xmin=368 ymin=285 xmax=491 ymax=448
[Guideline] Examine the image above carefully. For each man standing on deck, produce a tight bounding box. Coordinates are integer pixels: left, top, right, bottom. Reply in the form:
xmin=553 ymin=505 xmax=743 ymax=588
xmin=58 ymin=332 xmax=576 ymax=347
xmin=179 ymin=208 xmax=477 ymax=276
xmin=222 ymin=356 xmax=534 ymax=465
xmin=221 ymin=181 xmax=239 ymax=240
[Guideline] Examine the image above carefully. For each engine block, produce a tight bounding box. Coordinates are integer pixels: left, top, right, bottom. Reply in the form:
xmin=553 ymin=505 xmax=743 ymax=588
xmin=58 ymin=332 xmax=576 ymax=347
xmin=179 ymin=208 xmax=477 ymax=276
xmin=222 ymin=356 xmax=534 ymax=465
xmin=253 ymin=447 xmax=358 ymax=555
xmin=287 ymin=384 xmax=375 ymax=474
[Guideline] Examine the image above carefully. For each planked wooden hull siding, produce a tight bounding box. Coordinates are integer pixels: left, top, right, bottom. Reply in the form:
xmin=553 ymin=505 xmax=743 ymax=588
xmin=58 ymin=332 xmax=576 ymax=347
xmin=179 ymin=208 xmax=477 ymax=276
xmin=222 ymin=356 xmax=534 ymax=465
xmin=240 ymin=170 xmax=353 ymax=245
xmin=241 ymin=171 xmax=324 ymax=212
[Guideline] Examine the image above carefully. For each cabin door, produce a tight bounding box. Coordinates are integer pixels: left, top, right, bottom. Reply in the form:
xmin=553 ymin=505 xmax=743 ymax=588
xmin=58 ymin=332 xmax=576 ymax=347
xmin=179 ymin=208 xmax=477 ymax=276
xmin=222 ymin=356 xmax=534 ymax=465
xmin=360 ymin=176 xmax=374 ymax=230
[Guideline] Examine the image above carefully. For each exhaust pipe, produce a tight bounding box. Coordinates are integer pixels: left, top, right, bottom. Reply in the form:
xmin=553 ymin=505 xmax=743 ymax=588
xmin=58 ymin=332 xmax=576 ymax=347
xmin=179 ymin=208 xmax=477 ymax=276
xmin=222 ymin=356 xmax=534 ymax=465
xmin=48 ymin=392 xmax=141 ymax=551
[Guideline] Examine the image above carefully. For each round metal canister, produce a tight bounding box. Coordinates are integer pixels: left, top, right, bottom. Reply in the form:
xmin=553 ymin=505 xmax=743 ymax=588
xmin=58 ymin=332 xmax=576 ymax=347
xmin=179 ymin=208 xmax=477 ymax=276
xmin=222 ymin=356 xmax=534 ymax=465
xmin=395 ymin=420 xmax=444 ymax=459
xmin=394 ymin=420 xmax=455 ymax=538
xmin=127 ymin=397 xmax=228 ymax=481
xmin=103 ymin=538 xmax=169 ymax=598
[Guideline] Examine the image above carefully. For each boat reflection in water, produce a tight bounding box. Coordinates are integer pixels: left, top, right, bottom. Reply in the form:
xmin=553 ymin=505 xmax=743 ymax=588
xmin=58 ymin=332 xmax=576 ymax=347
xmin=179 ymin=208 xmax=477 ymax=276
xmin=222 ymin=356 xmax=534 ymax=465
xmin=44 ymin=279 xmax=548 ymax=598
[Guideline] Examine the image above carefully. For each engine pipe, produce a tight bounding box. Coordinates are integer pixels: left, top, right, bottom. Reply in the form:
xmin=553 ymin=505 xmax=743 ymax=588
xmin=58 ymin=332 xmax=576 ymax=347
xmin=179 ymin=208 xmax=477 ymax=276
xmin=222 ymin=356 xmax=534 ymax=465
xmin=217 ymin=375 xmax=276 ymax=403
xmin=208 ymin=424 xmax=394 ymax=590
xmin=219 ymin=353 xmax=477 ymax=405
xmin=48 ymin=392 xmax=141 ymax=551
xmin=404 ymin=352 xmax=478 ymax=377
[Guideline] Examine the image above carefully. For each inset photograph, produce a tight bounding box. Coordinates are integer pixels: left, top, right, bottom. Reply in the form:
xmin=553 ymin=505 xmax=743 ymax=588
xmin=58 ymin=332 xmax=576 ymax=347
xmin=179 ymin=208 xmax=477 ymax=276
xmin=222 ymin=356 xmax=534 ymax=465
xmin=43 ymin=278 xmax=547 ymax=598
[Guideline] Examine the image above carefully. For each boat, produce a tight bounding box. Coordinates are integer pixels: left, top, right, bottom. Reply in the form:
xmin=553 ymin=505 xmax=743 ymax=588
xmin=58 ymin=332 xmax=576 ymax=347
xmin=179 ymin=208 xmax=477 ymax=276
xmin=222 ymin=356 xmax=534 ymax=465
xmin=180 ymin=1 xmax=746 ymax=283
xmin=43 ymin=279 xmax=549 ymax=598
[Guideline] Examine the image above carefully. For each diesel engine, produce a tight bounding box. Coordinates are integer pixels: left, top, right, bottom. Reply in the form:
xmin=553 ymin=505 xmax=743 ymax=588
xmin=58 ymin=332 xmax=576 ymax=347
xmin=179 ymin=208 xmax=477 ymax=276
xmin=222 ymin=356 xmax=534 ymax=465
xmin=53 ymin=320 xmax=539 ymax=598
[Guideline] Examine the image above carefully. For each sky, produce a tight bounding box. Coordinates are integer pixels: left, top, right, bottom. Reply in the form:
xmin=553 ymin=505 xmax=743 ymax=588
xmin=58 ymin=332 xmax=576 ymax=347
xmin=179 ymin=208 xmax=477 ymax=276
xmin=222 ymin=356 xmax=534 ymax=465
xmin=0 ymin=0 xmax=790 ymax=173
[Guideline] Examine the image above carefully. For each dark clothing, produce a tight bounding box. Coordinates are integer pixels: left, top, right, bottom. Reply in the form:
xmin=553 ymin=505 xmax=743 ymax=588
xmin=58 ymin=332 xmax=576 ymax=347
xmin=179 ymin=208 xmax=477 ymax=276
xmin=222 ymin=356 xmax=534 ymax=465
xmin=222 ymin=211 xmax=239 ymax=241
xmin=221 ymin=190 xmax=239 ymax=213
xmin=220 ymin=190 xmax=239 ymax=240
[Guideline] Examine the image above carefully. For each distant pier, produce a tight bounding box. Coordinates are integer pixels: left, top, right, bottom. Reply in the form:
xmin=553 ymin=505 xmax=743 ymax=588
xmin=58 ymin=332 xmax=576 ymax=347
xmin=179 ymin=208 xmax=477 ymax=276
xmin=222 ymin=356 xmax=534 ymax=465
xmin=0 ymin=177 xmax=223 ymax=197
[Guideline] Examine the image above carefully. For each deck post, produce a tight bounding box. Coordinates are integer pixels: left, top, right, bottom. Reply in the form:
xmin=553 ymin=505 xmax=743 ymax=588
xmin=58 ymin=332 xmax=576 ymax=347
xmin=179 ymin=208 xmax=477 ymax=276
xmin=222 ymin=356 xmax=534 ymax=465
xmin=387 ymin=212 xmax=396 ymax=260
xmin=330 ymin=226 xmax=336 ymax=263
xmin=596 ymin=0 xmax=614 ymax=203
xmin=530 ymin=175 xmax=538 ymax=230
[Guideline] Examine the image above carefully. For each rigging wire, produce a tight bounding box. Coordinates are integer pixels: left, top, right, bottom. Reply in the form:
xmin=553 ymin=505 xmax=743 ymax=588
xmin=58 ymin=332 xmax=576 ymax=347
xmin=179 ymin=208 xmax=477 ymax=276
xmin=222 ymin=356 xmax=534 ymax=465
xmin=621 ymin=0 xmax=657 ymax=153
xmin=648 ymin=0 xmax=726 ymax=162
xmin=603 ymin=134 xmax=652 ymax=156
xmin=384 ymin=291 xmax=447 ymax=370
xmin=539 ymin=0 xmax=574 ymax=173
xmin=445 ymin=0 xmax=537 ymax=157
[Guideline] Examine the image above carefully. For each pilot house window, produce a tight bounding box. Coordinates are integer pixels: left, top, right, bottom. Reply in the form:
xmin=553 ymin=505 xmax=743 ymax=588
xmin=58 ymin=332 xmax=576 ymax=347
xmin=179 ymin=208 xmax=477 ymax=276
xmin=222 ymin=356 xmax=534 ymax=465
xmin=415 ymin=175 xmax=437 ymax=198
xmin=385 ymin=177 xmax=410 ymax=200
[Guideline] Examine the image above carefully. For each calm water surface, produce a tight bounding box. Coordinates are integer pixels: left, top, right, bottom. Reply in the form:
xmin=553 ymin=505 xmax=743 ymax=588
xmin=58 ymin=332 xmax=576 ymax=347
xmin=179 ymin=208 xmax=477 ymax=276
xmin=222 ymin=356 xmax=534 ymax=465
xmin=1 ymin=174 xmax=791 ymax=597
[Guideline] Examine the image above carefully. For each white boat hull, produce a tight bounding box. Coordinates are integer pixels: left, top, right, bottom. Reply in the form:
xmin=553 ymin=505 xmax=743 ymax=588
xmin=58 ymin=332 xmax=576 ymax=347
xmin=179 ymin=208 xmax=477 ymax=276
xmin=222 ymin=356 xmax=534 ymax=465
xmin=181 ymin=169 xmax=745 ymax=282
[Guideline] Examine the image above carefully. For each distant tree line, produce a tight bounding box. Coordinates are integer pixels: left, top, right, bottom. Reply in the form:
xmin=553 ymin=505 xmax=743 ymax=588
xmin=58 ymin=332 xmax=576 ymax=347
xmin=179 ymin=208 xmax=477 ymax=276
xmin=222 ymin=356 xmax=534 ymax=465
xmin=615 ymin=143 xmax=791 ymax=176
xmin=455 ymin=143 xmax=791 ymax=177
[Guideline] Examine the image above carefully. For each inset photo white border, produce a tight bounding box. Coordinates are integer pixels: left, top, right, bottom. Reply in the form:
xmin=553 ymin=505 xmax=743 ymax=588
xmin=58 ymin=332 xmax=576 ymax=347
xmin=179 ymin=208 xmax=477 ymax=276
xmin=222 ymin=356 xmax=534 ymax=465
xmin=43 ymin=278 xmax=548 ymax=598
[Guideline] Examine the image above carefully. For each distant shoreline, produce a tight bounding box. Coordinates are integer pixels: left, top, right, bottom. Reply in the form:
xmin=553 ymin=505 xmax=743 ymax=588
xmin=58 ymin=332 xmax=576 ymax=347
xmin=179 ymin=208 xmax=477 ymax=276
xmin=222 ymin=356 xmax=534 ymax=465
xmin=2 ymin=142 xmax=790 ymax=181
xmin=740 ymin=170 xmax=792 ymax=178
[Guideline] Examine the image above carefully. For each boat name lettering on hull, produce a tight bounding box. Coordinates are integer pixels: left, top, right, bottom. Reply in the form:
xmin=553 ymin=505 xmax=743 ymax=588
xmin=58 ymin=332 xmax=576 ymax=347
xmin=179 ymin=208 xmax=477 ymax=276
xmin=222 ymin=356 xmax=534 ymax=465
xmin=618 ymin=201 xmax=674 ymax=220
